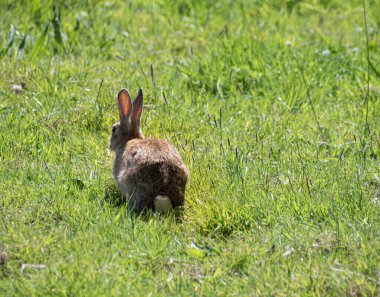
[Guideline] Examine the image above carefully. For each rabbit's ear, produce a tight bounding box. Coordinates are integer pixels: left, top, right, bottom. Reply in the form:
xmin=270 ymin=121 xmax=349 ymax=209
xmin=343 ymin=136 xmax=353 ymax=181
xmin=118 ymin=89 xmax=132 ymax=121
xmin=132 ymin=88 xmax=143 ymax=126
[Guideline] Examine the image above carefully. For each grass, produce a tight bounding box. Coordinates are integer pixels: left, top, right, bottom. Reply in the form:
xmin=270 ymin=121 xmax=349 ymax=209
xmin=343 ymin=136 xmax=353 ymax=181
xmin=1 ymin=0 xmax=380 ymax=296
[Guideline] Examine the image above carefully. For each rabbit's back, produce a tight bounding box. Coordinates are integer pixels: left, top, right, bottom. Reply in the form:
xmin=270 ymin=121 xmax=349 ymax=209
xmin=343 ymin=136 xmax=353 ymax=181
xmin=116 ymin=138 xmax=188 ymax=209
xmin=126 ymin=138 xmax=185 ymax=167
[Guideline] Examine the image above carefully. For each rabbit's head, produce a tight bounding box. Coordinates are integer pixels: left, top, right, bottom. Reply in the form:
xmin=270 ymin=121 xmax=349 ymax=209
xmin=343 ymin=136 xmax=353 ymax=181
xmin=110 ymin=88 xmax=144 ymax=151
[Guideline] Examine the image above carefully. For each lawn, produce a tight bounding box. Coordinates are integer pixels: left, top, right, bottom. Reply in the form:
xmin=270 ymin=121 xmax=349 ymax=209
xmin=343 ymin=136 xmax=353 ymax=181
xmin=1 ymin=0 xmax=380 ymax=296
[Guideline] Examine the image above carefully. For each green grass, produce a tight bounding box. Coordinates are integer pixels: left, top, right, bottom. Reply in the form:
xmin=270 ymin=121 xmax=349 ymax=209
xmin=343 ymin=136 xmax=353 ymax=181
xmin=1 ymin=0 xmax=380 ymax=296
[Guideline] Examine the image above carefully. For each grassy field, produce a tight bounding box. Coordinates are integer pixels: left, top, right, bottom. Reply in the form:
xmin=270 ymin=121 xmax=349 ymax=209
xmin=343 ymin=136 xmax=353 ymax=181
xmin=1 ymin=0 xmax=380 ymax=296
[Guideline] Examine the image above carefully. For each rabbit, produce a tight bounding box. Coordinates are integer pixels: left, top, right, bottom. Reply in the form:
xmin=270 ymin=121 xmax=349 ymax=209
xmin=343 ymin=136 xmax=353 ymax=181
xmin=110 ymin=88 xmax=189 ymax=213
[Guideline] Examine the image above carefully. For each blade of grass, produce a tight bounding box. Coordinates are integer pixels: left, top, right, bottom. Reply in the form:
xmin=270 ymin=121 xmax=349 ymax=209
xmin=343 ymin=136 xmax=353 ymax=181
xmin=0 ymin=24 xmax=15 ymax=59
xmin=30 ymin=24 xmax=49 ymax=62
xmin=362 ymin=0 xmax=370 ymax=135
xmin=52 ymin=1 xmax=66 ymax=53
xmin=17 ymin=31 xmax=29 ymax=59
xmin=293 ymin=55 xmax=323 ymax=135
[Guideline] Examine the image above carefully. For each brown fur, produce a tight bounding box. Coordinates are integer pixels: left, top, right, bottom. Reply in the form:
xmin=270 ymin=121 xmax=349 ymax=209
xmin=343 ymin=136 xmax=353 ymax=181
xmin=110 ymin=88 xmax=189 ymax=212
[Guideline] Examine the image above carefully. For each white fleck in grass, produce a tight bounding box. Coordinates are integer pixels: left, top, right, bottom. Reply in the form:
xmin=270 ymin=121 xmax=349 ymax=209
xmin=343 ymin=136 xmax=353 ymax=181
xmin=322 ymin=49 xmax=331 ymax=56
xmin=283 ymin=246 xmax=295 ymax=258
xmin=21 ymin=264 xmax=47 ymax=273
xmin=350 ymin=47 xmax=360 ymax=53
xmin=12 ymin=84 xmax=23 ymax=94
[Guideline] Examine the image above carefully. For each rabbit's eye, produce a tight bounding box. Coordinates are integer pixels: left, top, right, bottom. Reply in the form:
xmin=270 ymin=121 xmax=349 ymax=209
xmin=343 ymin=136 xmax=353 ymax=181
xmin=112 ymin=126 xmax=116 ymax=134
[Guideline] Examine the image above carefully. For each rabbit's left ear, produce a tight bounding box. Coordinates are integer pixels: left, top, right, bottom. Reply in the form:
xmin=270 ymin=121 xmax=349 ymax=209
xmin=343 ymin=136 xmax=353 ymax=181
xmin=131 ymin=88 xmax=143 ymax=133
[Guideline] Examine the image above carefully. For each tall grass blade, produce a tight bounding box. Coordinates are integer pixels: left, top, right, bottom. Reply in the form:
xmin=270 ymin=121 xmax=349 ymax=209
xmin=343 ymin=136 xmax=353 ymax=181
xmin=362 ymin=0 xmax=370 ymax=135
xmin=293 ymin=55 xmax=323 ymax=135
xmin=0 ymin=24 xmax=15 ymax=59
xmin=17 ymin=32 xmax=29 ymax=59
xmin=30 ymin=24 xmax=49 ymax=62
xmin=52 ymin=1 xmax=65 ymax=52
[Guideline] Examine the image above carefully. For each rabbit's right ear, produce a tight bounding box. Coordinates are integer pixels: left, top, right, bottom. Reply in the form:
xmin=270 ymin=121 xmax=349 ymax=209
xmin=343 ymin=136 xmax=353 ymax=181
xmin=132 ymin=88 xmax=143 ymax=122
xmin=118 ymin=89 xmax=132 ymax=122
xmin=131 ymin=88 xmax=143 ymax=135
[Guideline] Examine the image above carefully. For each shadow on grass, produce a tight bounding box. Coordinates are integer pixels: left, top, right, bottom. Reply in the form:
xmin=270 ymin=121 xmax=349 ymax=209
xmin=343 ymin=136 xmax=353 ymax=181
xmin=103 ymin=182 xmax=126 ymax=208
xmin=102 ymin=181 xmax=185 ymax=222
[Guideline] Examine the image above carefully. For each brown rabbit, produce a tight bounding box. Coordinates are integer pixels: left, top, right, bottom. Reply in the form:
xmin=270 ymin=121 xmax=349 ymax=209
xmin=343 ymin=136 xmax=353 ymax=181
xmin=110 ymin=88 xmax=189 ymax=213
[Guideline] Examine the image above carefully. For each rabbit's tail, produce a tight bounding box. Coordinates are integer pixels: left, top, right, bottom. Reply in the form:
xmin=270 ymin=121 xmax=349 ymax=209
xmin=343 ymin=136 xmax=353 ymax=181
xmin=154 ymin=195 xmax=172 ymax=213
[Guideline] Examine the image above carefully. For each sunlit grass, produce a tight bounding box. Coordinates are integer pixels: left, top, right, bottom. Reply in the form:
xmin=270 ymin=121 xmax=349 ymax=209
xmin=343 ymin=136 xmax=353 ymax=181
xmin=1 ymin=0 xmax=380 ymax=296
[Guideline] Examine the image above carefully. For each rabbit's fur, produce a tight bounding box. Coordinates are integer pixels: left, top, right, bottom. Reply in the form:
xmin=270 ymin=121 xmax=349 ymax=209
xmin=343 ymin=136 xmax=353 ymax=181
xmin=110 ymin=88 xmax=189 ymax=213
